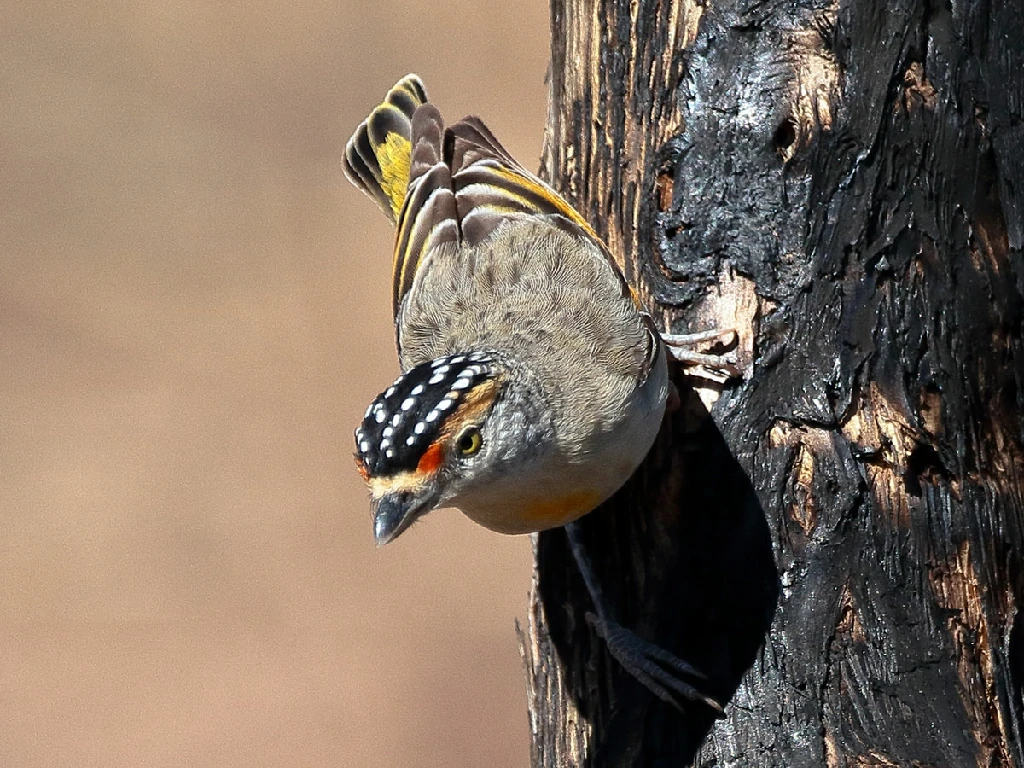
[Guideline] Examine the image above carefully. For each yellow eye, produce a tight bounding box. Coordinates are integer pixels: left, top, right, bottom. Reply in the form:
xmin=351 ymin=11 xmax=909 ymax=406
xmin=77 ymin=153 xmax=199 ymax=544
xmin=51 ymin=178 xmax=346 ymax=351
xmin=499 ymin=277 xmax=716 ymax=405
xmin=456 ymin=426 xmax=483 ymax=456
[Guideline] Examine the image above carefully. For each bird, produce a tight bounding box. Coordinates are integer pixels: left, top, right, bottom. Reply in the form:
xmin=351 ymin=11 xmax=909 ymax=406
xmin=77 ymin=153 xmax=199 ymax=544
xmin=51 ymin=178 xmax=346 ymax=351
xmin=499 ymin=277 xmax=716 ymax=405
xmin=343 ymin=74 xmax=734 ymax=712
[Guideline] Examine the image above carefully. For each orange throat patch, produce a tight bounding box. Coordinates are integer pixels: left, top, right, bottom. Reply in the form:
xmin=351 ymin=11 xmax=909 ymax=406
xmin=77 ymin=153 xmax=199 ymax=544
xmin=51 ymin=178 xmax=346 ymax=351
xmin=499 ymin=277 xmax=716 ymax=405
xmin=518 ymin=490 xmax=603 ymax=531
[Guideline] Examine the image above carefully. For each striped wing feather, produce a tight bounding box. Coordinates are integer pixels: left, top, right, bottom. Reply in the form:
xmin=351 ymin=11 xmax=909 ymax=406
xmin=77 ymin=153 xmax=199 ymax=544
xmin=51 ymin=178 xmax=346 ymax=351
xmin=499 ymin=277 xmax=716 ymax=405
xmin=344 ymin=77 xmax=638 ymax=331
xmin=392 ymin=115 xmax=633 ymax=311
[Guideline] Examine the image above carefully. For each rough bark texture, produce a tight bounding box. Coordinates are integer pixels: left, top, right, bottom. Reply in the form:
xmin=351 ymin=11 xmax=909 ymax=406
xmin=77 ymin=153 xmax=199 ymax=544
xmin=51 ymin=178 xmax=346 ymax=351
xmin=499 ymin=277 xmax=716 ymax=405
xmin=520 ymin=0 xmax=1024 ymax=765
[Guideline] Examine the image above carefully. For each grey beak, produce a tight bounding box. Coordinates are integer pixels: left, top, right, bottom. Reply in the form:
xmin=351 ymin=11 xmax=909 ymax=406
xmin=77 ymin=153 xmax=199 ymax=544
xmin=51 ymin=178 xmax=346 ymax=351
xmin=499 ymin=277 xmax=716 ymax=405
xmin=372 ymin=490 xmax=434 ymax=546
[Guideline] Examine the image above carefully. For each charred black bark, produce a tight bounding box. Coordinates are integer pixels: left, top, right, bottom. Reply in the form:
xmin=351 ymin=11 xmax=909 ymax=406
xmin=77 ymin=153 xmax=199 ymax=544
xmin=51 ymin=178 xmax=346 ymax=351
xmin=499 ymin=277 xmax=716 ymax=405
xmin=522 ymin=0 xmax=1024 ymax=766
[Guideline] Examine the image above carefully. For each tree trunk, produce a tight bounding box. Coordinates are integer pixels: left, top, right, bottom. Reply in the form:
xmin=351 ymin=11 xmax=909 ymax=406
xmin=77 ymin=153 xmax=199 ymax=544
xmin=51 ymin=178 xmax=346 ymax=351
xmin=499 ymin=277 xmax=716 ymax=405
xmin=519 ymin=0 xmax=1024 ymax=765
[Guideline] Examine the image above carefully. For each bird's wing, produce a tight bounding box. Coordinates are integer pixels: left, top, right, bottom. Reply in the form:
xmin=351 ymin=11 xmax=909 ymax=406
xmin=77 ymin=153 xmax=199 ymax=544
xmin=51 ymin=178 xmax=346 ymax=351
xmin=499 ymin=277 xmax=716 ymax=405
xmin=344 ymin=77 xmax=645 ymax=328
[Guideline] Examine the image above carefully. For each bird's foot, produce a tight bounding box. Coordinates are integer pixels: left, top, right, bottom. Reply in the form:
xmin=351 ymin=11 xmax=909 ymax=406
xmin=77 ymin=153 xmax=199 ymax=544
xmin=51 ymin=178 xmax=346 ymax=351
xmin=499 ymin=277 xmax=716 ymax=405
xmin=586 ymin=612 xmax=724 ymax=714
xmin=661 ymin=328 xmax=740 ymax=381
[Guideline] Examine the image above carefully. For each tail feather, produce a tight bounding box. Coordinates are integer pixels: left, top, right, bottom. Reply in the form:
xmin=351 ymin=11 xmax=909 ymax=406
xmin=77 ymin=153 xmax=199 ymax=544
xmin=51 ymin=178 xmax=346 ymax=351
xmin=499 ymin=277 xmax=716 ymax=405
xmin=343 ymin=74 xmax=428 ymax=222
xmin=408 ymin=103 xmax=446 ymax=187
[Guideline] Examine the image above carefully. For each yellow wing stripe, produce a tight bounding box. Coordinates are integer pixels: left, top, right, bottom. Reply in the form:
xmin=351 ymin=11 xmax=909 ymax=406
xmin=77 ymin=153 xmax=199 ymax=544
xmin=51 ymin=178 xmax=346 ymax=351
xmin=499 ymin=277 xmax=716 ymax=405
xmin=487 ymin=165 xmax=602 ymax=243
xmin=390 ymin=158 xmax=459 ymax=314
xmin=394 ymin=200 xmax=425 ymax=296
xmin=378 ymin=128 xmax=412 ymax=219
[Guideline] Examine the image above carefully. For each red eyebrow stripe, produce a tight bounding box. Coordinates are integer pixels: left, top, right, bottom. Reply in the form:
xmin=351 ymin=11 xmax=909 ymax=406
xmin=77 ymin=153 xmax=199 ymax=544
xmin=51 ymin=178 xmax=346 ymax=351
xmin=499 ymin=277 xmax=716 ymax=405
xmin=354 ymin=454 xmax=370 ymax=481
xmin=416 ymin=442 xmax=444 ymax=474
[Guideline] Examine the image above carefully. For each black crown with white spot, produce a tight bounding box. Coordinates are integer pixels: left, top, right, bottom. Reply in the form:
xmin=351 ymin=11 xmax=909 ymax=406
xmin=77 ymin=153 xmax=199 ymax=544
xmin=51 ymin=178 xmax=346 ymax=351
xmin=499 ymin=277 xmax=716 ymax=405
xmin=355 ymin=353 xmax=497 ymax=476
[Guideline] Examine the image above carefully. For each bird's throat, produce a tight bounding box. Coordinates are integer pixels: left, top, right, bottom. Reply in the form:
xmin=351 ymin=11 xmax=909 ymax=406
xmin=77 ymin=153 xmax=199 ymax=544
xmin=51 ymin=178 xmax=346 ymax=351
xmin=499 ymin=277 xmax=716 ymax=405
xmin=520 ymin=490 xmax=604 ymax=530
xmin=460 ymin=487 xmax=604 ymax=534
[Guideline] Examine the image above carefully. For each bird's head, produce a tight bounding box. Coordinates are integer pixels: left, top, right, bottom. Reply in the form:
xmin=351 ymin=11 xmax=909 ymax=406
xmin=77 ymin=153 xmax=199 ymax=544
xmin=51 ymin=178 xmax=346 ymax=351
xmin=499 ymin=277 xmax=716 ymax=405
xmin=354 ymin=352 xmax=551 ymax=544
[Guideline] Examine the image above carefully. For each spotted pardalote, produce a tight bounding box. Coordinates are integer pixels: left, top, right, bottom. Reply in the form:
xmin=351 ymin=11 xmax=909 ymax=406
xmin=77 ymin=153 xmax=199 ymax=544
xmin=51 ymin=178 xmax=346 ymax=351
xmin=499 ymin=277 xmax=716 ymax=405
xmin=344 ymin=74 xmax=732 ymax=711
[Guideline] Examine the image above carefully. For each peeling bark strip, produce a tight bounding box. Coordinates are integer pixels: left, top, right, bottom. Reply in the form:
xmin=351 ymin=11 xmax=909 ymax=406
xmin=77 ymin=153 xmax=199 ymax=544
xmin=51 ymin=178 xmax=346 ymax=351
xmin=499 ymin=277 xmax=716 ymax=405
xmin=523 ymin=0 xmax=1024 ymax=766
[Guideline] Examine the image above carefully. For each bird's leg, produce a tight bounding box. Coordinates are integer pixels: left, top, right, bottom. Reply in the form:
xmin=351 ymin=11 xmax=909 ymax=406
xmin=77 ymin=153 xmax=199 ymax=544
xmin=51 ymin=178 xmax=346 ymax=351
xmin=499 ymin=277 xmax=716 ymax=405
xmin=661 ymin=328 xmax=740 ymax=379
xmin=564 ymin=521 xmax=723 ymax=713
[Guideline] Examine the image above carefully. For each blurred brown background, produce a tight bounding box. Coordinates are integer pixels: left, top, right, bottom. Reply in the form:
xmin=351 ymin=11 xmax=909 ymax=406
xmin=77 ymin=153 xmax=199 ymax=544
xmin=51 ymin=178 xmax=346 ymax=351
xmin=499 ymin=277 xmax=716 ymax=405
xmin=1 ymin=2 xmax=550 ymax=765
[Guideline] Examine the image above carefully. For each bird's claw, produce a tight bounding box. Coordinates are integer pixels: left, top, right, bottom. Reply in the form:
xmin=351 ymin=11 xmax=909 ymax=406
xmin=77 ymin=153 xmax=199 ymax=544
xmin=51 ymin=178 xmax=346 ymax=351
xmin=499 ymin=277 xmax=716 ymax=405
xmin=585 ymin=612 xmax=724 ymax=714
xmin=661 ymin=328 xmax=741 ymax=381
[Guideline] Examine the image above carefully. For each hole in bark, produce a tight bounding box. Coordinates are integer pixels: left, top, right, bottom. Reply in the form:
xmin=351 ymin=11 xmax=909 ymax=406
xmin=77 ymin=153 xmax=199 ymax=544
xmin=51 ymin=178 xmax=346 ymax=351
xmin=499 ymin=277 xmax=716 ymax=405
xmin=904 ymin=442 xmax=948 ymax=497
xmin=656 ymin=171 xmax=674 ymax=212
xmin=773 ymin=118 xmax=798 ymax=159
